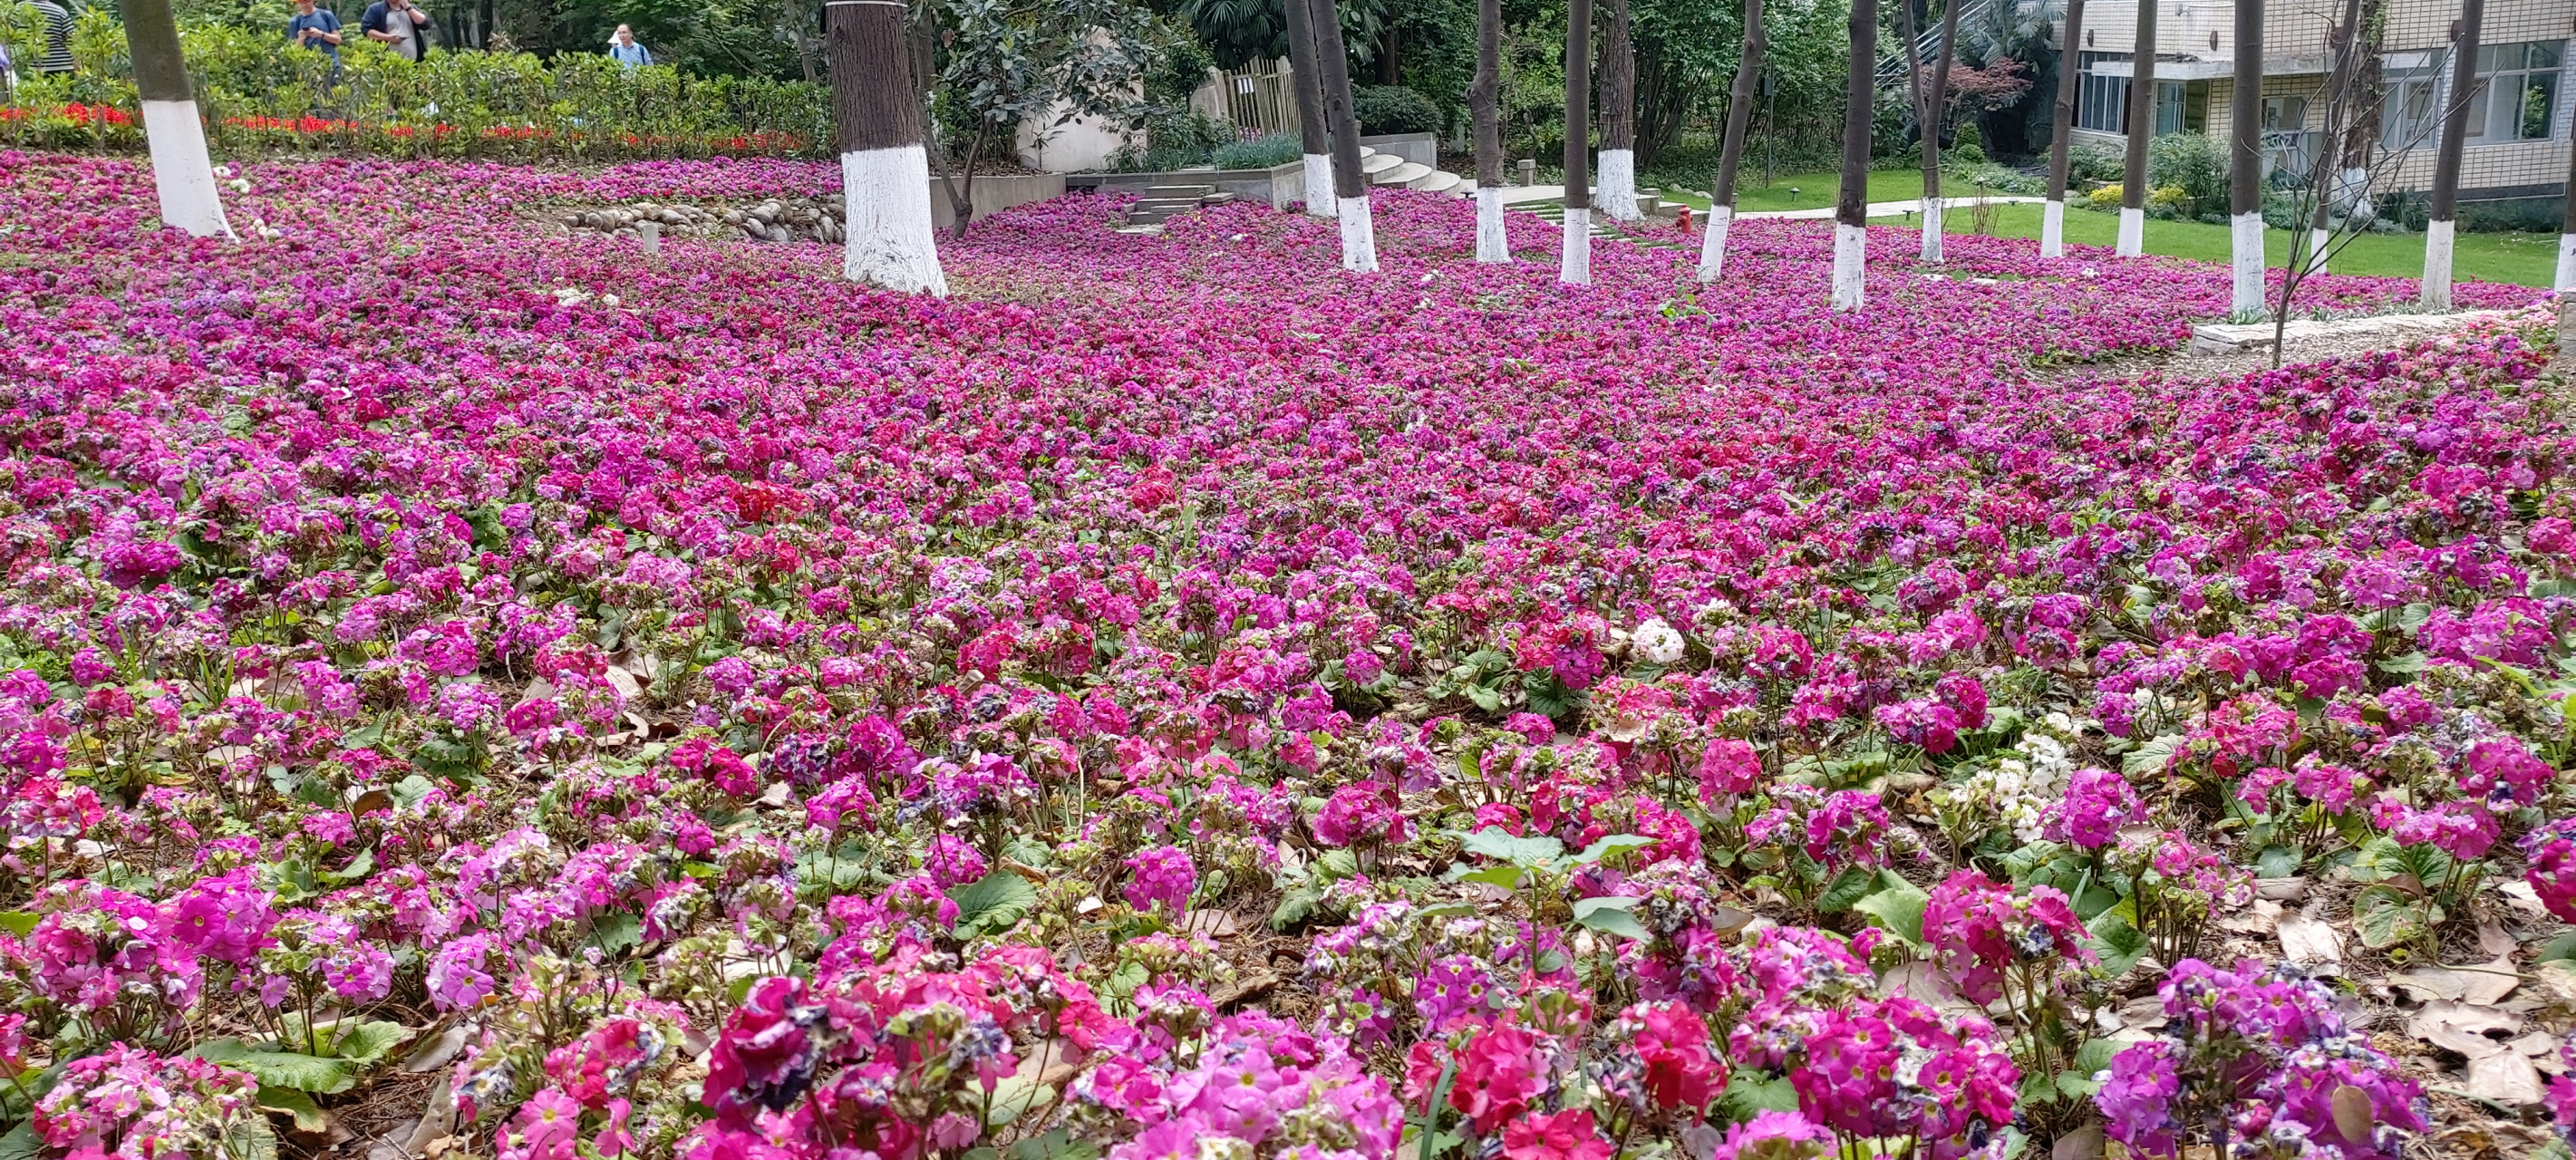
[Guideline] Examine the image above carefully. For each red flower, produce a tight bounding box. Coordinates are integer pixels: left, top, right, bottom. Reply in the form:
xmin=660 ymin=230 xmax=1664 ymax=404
xmin=1502 ymin=1109 xmax=1612 ymax=1160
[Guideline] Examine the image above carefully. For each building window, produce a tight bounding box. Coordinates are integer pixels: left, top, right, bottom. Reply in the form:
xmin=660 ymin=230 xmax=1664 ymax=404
xmin=2381 ymin=51 xmax=2443 ymax=150
xmin=2261 ymin=94 xmax=2307 ymax=132
xmin=2466 ymin=40 xmax=2562 ymax=141
xmin=2077 ymin=51 xmax=2129 ymax=132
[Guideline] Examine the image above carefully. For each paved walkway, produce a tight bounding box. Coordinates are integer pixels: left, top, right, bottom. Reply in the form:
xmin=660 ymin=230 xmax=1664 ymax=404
xmin=1493 ymin=187 xmax=2049 ymax=251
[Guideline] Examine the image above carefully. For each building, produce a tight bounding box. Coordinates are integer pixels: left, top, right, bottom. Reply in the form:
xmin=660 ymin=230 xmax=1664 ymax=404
xmin=2064 ymin=0 xmax=2576 ymax=207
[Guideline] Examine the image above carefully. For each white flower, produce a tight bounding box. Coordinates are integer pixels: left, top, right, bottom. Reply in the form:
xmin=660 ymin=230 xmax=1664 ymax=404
xmin=1632 ymin=618 xmax=1686 ymax=665
xmin=551 ymin=286 xmax=595 ymax=306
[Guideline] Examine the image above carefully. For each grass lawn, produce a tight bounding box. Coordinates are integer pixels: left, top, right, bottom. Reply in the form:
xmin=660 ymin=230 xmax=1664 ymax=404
xmin=1646 ymin=169 xmax=2562 ymax=287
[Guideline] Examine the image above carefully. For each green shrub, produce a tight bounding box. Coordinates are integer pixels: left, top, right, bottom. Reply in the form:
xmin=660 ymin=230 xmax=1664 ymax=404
xmin=2067 ymin=140 xmax=2123 ymax=184
xmin=1210 ymin=132 xmax=1300 ymax=169
xmin=2146 ymin=130 xmax=2226 ymax=217
xmin=1352 ymin=85 xmax=1438 ymax=136
xmin=1120 ymin=109 xmax=1233 ymax=171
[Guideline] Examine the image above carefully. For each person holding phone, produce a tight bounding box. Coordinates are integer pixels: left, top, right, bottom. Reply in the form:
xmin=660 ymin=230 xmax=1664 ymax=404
xmin=287 ymin=0 xmax=344 ymax=62
xmin=359 ymin=0 xmax=429 ymax=61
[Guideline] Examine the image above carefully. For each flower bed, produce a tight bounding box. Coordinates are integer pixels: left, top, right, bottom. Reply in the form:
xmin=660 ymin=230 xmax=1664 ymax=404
xmin=0 ymin=150 xmax=2572 ymax=1160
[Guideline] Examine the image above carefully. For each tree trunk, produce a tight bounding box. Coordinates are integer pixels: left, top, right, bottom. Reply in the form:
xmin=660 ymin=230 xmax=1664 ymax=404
xmin=1283 ymin=0 xmax=1336 ymax=218
xmin=2229 ymin=0 xmax=2264 ymax=314
xmin=1700 ymin=0 xmax=1764 ymax=280
xmin=1472 ymin=0 xmax=1509 ymax=261
xmin=2560 ymin=64 xmax=2576 ymax=290
xmin=2304 ymin=0 xmax=2356 ymax=273
xmin=831 ymin=0 xmax=945 ymax=295
xmin=1833 ymin=0 xmax=1874 ymax=310
xmin=1920 ymin=0 xmax=1959 ymax=261
xmin=125 ymin=0 xmax=234 ymax=238
xmin=1309 ymin=0 xmax=1378 ymax=272
xmin=1562 ymin=0 xmax=1594 ymax=284
xmin=2040 ymin=0 xmax=2086 ymax=256
xmin=2423 ymin=0 xmax=2484 ymax=308
xmin=1596 ymin=0 xmax=1639 ymax=221
xmin=2118 ymin=0 xmax=2156 ymax=256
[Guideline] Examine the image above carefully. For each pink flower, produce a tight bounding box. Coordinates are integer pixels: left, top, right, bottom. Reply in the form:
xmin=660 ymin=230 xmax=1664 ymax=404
xmin=1501 ymin=1109 xmax=1612 ymax=1160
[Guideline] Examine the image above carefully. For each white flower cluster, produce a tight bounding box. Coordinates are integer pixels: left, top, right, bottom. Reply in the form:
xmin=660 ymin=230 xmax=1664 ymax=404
xmin=1941 ymin=711 xmax=2087 ymax=843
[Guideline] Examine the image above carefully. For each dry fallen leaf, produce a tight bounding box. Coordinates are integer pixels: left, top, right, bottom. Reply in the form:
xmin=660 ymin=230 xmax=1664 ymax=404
xmin=2277 ymin=914 xmax=2344 ymax=972
xmin=1185 ymin=909 xmax=1241 ymax=938
xmin=2500 ymin=881 xmax=2550 ymax=916
xmin=2216 ymin=898 xmax=2283 ymax=934
xmin=2329 ymin=1084 xmax=2374 ymax=1143
xmin=2465 ymin=1049 xmax=2547 ymax=1107
xmin=2458 ymin=957 xmax=2523 ymax=1007
xmin=2477 ymin=918 xmax=2519 ymax=958
xmin=402 ymin=1023 xmax=470 ymax=1073
xmin=2051 ymin=1124 xmax=2104 ymax=1160
xmin=2408 ymin=1000 xmax=2523 ymax=1056
xmin=2391 ymin=966 xmax=2468 ymax=1003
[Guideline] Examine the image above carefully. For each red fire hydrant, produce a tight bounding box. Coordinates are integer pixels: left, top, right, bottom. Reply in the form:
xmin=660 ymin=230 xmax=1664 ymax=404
xmin=1675 ymin=205 xmax=1693 ymax=234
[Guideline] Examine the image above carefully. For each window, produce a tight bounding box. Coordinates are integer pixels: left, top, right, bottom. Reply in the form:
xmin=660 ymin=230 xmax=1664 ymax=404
xmin=2466 ymin=40 xmax=2561 ymax=141
xmin=2261 ymin=95 xmax=2307 ymax=132
xmin=2155 ymin=81 xmax=2185 ymax=133
xmin=2381 ymin=51 xmax=2444 ymax=150
xmin=2077 ymin=51 xmax=2129 ymax=132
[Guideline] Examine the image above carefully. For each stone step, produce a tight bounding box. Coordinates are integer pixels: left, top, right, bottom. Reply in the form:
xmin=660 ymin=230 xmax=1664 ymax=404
xmin=1359 ymin=152 xmax=1402 ymax=176
xmin=1202 ymin=191 xmax=1238 ymax=205
xmin=1412 ymin=169 xmax=1463 ymax=193
xmin=1374 ymin=161 xmax=1431 ymax=186
xmin=1142 ymin=185 xmax=1215 ymax=198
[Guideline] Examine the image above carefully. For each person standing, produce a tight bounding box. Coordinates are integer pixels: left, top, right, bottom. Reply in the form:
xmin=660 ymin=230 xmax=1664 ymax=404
xmin=607 ymin=24 xmax=652 ymax=68
xmin=29 ymin=0 xmax=74 ymax=76
xmin=287 ymin=0 xmax=344 ymax=62
xmin=360 ymin=0 xmax=429 ymax=61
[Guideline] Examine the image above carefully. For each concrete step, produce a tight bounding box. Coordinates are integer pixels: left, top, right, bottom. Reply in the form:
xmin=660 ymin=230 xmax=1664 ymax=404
xmin=1359 ymin=152 xmax=1402 ymax=176
xmin=1374 ymin=161 xmax=1431 ymax=186
xmin=1412 ymin=169 xmax=1463 ymax=193
xmin=1202 ymin=191 xmax=1238 ymax=205
xmin=1142 ymin=184 xmax=1215 ymax=198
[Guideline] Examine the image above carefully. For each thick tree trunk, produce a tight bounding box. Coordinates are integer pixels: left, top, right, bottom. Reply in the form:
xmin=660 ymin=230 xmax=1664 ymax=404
xmin=1596 ymin=0 xmax=1639 ymax=221
xmin=1562 ymin=0 xmax=1594 ymax=285
xmin=831 ymin=0 xmax=944 ymax=295
xmin=1309 ymin=0 xmax=1378 ymax=272
xmin=2423 ymin=0 xmax=2484 ymax=308
xmin=2040 ymin=0 xmax=2086 ymax=256
xmin=1283 ymin=0 xmax=1336 ymax=218
xmin=2229 ymin=0 xmax=2264 ymax=314
xmin=2118 ymin=0 xmax=2156 ymax=256
xmin=1834 ymin=0 xmax=1874 ymax=310
xmin=125 ymin=0 xmax=234 ymax=238
xmin=2560 ymin=82 xmax=2576 ymax=290
xmin=1921 ymin=0 xmax=1959 ymax=261
xmin=1472 ymin=0 xmax=1509 ymax=261
xmin=1700 ymin=0 xmax=1765 ymax=280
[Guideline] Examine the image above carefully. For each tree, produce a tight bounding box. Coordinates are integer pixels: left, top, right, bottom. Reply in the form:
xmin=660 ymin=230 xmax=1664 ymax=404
xmin=2421 ymin=0 xmax=2483 ymax=308
xmin=832 ymin=0 xmax=944 ymax=294
xmin=2226 ymin=0 xmax=2263 ymax=314
xmin=2116 ymin=0 xmax=2154 ymax=256
xmin=2561 ymin=84 xmax=2576 ymax=291
xmin=2039 ymin=0 xmax=2085 ymax=256
xmin=1470 ymin=0 xmax=1508 ymax=260
xmin=1309 ymin=0 xmax=1379 ymax=273
xmin=126 ymin=0 xmax=234 ymax=238
xmin=1178 ymin=0 xmax=1388 ymax=68
xmin=1698 ymin=0 xmax=1763 ymax=280
xmin=1562 ymin=0 xmax=1593 ymax=285
xmin=1595 ymin=0 xmax=1639 ymax=221
xmin=1918 ymin=0 xmax=1960 ymax=262
xmin=1283 ymin=0 xmax=1336 ymax=219
xmin=1832 ymin=0 xmax=1871 ymax=309
xmin=925 ymin=0 xmax=1149 ymax=239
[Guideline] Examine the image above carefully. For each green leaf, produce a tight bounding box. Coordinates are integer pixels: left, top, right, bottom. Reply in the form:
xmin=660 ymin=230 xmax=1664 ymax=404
xmin=1458 ymin=827 xmax=1565 ymax=867
xmin=1569 ymin=834 xmax=1657 ymax=866
xmin=1572 ymin=895 xmax=1651 ymax=940
xmin=1007 ymin=1130 xmax=1100 ymax=1160
xmin=254 ymin=1085 xmax=332 ymax=1134
xmin=947 ymin=870 xmax=1039 ymax=939
xmin=2083 ymin=909 xmax=2151 ymax=980
xmin=1271 ymin=883 xmax=1326 ymax=932
xmin=0 ymin=912 xmax=34 ymax=938
xmin=227 ymin=1115 xmax=280 ymax=1160
xmin=316 ymin=846 xmax=376 ymax=885
xmin=327 ymin=1020 xmax=416 ymax=1066
xmin=1716 ymin=1071 xmax=1801 ymax=1125
xmin=1315 ymin=849 xmax=1360 ymax=879
xmin=1816 ymin=865 xmax=1879 ymax=913
xmin=588 ymin=912 xmax=644 ymax=956
xmin=1464 ymin=685 xmax=1504 ymax=712
xmin=2537 ymin=931 xmax=2576 ymax=963
xmin=2123 ymin=733 xmax=2185 ymax=776
xmin=1851 ymin=874 xmax=1930 ymax=948
xmin=0 ymin=1123 xmax=35 ymax=1160
xmin=2054 ymin=1034 xmax=2123 ymax=1098
xmin=2376 ymin=652 xmax=2429 ymax=675
xmin=983 ymin=1068 xmax=1051 ymax=1126
xmin=2256 ymin=846 xmax=2302 ymax=879
xmin=2352 ymin=884 xmax=2439 ymax=949
xmin=190 ymin=1040 xmax=358 ymax=1094
xmin=1454 ymin=865 xmax=1528 ymax=889
xmin=389 ymin=774 xmax=439 ymax=808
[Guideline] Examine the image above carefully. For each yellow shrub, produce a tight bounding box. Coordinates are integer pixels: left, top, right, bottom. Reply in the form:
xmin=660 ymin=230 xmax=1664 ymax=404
xmin=2087 ymin=183 xmax=2124 ymax=210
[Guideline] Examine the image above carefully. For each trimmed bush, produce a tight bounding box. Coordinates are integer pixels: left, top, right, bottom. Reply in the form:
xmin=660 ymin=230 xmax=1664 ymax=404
xmin=1351 ymin=85 xmax=1438 ymax=136
xmin=1211 ymin=133 xmax=1301 ymax=169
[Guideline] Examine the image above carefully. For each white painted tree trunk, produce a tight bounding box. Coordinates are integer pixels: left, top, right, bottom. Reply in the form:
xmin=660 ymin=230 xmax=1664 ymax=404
xmin=1339 ymin=194 xmax=1380 ymax=273
xmin=1302 ymin=154 xmax=1334 ymax=218
xmin=1697 ymin=204 xmax=1733 ymax=282
xmin=1596 ymin=150 xmax=1640 ymax=222
xmin=1475 ymin=186 xmax=1510 ymax=262
xmin=2039 ymin=198 xmax=2065 ymax=257
xmin=2308 ymin=227 xmax=2330 ymax=276
xmin=2116 ymin=206 xmax=2144 ymax=256
xmin=2557 ymin=232 xmax=2576 ymax=293
xmin=2230 ymin=210 xmax=2264 ymax=315
xmin=842 ymin=144 xmax=946 ymax=295
xmin=1560 ymin=208 xmax=1592 ymax=285
xmin=1919 ymin=198 xmax=1943 ymax=262
xmin=1831 ymin=221 xmax=1864 ymax=311
xmin=2420 ymin=218 xmax=2455 ymax=309
xmin=140 ymin=100 xmax=234 ymax=239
